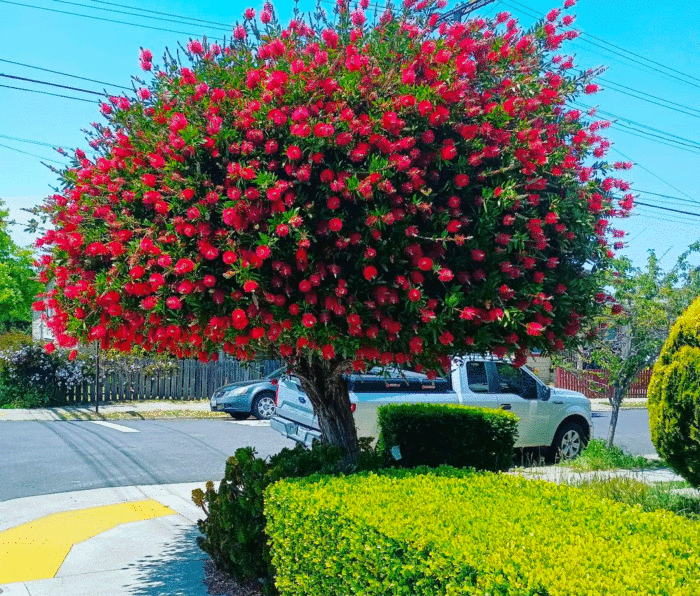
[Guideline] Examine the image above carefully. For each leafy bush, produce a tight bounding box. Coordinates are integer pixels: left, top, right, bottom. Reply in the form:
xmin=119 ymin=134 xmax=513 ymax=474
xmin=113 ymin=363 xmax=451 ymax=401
xmin=568 ymin=438 xmax=649 ymax=471
xmin=266 ymin=469 xmax=700 ymax=596
xmin=573 ymin=476 xmax=700 ymax=520
xmin=0 ymin=344 xmax=92 ymax=407
xmin=377 ymin=403 xmax=517 ymax=471
xmin=192 ymin=441 xmax=381 ymax=594
xmin=0 ymin=332 xmax=31 ymax=353
xmin=648 ymin=295 xmax=700 ymax=487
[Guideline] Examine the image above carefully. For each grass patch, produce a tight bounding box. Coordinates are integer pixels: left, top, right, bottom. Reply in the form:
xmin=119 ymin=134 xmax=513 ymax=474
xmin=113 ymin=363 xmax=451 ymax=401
xmin=565 ymin=439 xmax=654 ymax=471
xmin=573 ymin=476 xmax=700 ymax=520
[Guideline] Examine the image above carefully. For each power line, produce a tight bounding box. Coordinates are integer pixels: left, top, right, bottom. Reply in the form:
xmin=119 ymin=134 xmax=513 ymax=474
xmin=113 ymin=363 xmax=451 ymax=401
xmin=0 ymin=73 xmax=103 ymax=95
xmin=0 ymin=141 xmax=68 ymax=165
xmin=609 ymin=123 xmax=700 ymax=155
xmin=54 ymin=0 xmax=231 ymax=32
xmin=0 ymin=58 xmax=130 ymax=91
xmin=0 ymin=83 xmax=95 ymax=102
xmin=635 ymin=201 xmax=700 ymax=218
xmin=500 ymin=0 xmax=700 ymax=89
xmin=0 ymin=0 xmax=213 ymax=38
xmin=599 ymin=78 xmax=700 ymax=119
xmin=611 ymin=147 xmax=697 ymax=203
xmin=0 ymin=132 xmax=78 ymax=149
xmin=89 ymin=0 xmax=232 ymax=27
xmin=635 ymin=189 xmax=700 ymax=208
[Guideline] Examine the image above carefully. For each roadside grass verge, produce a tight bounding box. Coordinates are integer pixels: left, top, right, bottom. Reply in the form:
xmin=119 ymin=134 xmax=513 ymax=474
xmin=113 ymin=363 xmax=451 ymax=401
xmin=572 ymin=476 xmax=700 ymax=520
xmin=563 ymin=438 xmax=664 ymax=471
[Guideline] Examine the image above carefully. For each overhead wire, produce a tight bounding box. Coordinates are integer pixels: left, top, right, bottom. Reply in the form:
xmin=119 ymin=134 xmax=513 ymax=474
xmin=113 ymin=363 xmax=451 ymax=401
xmin=0 ymin=0 xmax=216 ymax=38
xmin=54 ymin=0 xmax=231 ymax=32
xmin=599 ymin=78 xmax=700 ymax=119
xmin=0 ymin=73 xmax=103 ymax=95
xmin=0 ymin=58 xmax=131 ymax=90
xmin=88 ymin=0 xmax=233 ymax=27
xmin=0 ymin=141 xmax=68 ymax=165
xmin=0 ymin=83 xmax=95 ymax=102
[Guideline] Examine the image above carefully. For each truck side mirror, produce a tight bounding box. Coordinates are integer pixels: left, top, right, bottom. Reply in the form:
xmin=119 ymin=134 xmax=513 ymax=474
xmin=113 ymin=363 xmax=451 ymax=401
xmin=540 ymin=385 xmax=551 ymax=401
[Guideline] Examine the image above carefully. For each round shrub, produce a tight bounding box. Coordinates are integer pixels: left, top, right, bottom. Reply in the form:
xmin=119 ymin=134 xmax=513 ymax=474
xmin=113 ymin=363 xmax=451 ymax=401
xmin=648 ymin=296 xmax=700 ymax=487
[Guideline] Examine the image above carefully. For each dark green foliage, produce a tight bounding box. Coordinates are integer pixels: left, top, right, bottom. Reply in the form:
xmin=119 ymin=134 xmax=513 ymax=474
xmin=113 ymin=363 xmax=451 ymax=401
xmin=192 ymin=442 xmax=381 ymax=594
xmin=649 ymin=296 xmax=700 ymax=488
xmin=377 ymin=403 xmax=517 ymax=471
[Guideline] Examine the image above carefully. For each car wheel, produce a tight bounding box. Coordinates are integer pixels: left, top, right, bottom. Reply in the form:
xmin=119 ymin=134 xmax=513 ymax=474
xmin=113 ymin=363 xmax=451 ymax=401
xmin=548 ymin=420 xmax=588 ymax=463
xmin=229 ymin=412 xmax=249 ymax=420
xmin=252 ymin=391 xmax=276 ymax=420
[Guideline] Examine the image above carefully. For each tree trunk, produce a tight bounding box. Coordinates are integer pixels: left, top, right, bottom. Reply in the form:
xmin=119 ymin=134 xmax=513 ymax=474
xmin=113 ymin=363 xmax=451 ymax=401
xmin=607 ymin=386 xmax=623 ymax=448
xmin=295 ymin=356 xmax=359 ymax=466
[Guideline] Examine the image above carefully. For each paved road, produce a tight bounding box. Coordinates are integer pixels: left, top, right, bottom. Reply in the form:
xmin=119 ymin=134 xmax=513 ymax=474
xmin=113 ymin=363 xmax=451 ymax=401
xmin=1 ymin=409 xmax=655 ymax=501
xmin=591 ymin=408 xmax=655 ymax=456
xmin=1 ymin=419 xmax=293 ymax=501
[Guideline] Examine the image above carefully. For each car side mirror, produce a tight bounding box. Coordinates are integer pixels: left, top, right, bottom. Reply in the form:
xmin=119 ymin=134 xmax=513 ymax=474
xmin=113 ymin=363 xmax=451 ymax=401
xmin=540 ymin=385 xmax=551 ymax=401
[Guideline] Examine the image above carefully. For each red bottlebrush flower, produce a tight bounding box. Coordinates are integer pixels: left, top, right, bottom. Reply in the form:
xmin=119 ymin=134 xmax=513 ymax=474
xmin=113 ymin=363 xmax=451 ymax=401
xmin=441 ymin=143 xmax=457 ymax=161
xmin=454 ymin=174 xmax=470 ymax=187
xmin=166 ymin=296 xmax=183 ymax=310
xmin=286 ymin=145 xmax=302 ymax=161
xmin=174 ymin=258 xmax=195 ymax=274
xmin=231 ymin=309 xmax=249 ymax=330
xmin=187 ymin=40 xmax=203 ymax=55
xmin=438 ymin=268 xmax=454 ymax=282
xmin=526 ymin=322 xmax=544 ymax=336
xmin=584 ymin=83 xmax=599 ymax=94
xmin=33 ymin=300 xmax=46 ymax=311
xmin=68 ymin=349 xmax=78 ymax=361
xmin=533 ymin=271 xmax=545 ymax=283
xmin=471 ymin=249 xmax=486 ymax=262
xmin=409 ymin=336 xmax=423 ymax=354
xmin=417 ymin=257 xmax=433 ymax=271
xmin=243 ymin=280 xmax=259 ymax=292
xmin=275 ymin=224 xmax=289 ymax=237
xmin=363 ymin=265 xmax=378 ymax=280
xmin=439 ymin=331 xmax=454 ymax=346
xmin=460 ymin=307 xmax=480 ymax=320
xmin=301 ymin=313 xmax=317 ymax=328
xmin=328 ymin=218 xmax=343 ymax=232
xmin=611 ymin=303 xmax=623 ymax=315
xmin=499 ymin=284 xmax=515 ymax=300
xmin=545 ymin=211 xmax=558 ymax=224
xmin=169 ymin=113 xmax=188 ymax=133
xmin=44 ymin=342 xmax=56 ymax=354
xmin=495 ymin=233 xmax=511 ymax=246
xmin=260 ymin=9 xmax=271 ymax=23
xmin=321 ymin=344 xmax=336 ymax=360
xmin=141 ymin=296 xmax=158 ymax=309
xmin=256 ymin=245 xmax=271 ymax=260
xmin=299 ymin=280 xmax=312 ymax=293
xmin=129 ymin=266 xmax=145 ymax=279
xmin=244 ymin=7 xmax=255 ymax=19
xmin=555 ymin=283 xmax=567 ymax=295
xmin=408 ymin=288 xmax=421 ymax=302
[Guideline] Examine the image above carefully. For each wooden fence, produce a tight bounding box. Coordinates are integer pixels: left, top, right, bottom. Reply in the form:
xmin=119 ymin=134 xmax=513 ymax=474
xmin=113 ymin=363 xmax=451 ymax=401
xmin=555 ymin=367 xmax=653 ymax=400
xmin=63 ymin=358 xmax=282 ymax=404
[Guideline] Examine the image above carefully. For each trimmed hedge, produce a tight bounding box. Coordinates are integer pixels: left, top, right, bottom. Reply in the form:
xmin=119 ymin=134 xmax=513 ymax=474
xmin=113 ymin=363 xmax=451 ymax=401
xmin=377 ymin=403 xmax=517 ymax=471
xmin=648 ymin=295 xmax=700 ymax=488
xmin=266 ymin=469 xmax=700 ymax=596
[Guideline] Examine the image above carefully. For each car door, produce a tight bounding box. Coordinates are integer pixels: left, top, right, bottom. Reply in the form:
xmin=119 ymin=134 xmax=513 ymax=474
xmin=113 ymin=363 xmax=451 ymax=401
xmin=489 ymin=361 xmax=543 ymax=447
xmin=458 ymin=360 xmax=503 ymax=410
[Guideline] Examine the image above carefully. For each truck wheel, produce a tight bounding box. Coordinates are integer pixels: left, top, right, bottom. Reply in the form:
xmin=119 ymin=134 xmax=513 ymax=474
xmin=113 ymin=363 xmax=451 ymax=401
xmin=548 ymin=420 xmax=588 ymax=463
xmin=229 ymin=412 xmax=249 ymax=420
xmin=252 ymin=391 xmax=276 ymax=420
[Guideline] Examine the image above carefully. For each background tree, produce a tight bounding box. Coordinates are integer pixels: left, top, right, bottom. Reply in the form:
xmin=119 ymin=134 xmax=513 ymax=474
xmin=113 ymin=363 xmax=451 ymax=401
xmin=0 ymin=199 xmax=42 ymax=333
xmin=36 ymin=1 xmax=630 ymax=459
xmin=570 ymin=250 xmax=700 ymax=447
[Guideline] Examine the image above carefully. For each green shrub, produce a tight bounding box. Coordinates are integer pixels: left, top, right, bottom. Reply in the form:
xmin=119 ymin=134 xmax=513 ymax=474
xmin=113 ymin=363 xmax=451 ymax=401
xmin=192 ymin=441 xmax=382 ymax=594
xmin=0 ymin=332 xmax=31 ymax=353
xmin=266 ymin=469 xmax=700 ymax=596
xmin=377 ymin=403 xmax=517 ymax=471
xmin=0 ymin=344 xmax=91 ymax=407
xmin=569 ymin=438 xmax=649 ymax=471
xmin=648 ymin=295 xmax=700 ymax=488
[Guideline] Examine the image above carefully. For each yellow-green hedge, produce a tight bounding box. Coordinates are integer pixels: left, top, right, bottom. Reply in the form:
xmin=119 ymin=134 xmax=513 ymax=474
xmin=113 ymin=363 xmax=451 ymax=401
xmin=266 ymin=469 xmax=700 ymax=596
xmin=648 ymin=295 xmax=700 ymax=487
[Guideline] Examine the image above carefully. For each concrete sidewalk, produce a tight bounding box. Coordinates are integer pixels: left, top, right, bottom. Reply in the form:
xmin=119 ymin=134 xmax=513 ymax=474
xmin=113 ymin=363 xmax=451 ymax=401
xmin=0 ymin=482 xmax=212 ymax=596
xmin=0 ymin=397 xmax=647 ymax=422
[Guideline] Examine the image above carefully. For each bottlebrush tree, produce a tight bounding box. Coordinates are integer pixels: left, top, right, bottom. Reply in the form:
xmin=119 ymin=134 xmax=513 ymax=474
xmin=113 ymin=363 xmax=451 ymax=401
xmin=35 ymin=0 xmax=631 ymax=458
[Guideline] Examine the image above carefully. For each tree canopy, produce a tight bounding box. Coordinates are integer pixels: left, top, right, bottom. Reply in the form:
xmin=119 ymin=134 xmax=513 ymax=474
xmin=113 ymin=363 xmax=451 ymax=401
xmin=0 ymin=200 xmax=42 ymax=332
xmin=34 ymin=1 xmax=631 ymax=452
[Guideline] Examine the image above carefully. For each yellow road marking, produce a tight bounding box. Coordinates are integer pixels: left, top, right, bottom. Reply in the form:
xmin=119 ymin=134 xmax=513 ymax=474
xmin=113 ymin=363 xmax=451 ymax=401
xmin=0 ymin=499 xmax=174 ymax=583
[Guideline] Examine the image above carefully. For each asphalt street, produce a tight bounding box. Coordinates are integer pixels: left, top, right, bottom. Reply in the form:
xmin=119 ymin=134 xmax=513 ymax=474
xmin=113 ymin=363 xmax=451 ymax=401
xmin=0 ymin=419 xmax=294 ymax=502
xmin=0 ymin=409 xmax=655 ymax=501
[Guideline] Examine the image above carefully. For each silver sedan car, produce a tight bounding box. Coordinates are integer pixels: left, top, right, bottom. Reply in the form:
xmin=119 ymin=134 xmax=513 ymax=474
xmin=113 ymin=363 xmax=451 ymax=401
xmin=209 ymin=367 xmax=285 ymax=420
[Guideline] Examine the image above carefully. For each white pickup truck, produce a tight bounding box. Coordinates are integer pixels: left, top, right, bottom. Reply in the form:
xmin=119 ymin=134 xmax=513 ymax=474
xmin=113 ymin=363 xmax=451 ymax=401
xmin=270 ymin=357 xmax=593 ymax=461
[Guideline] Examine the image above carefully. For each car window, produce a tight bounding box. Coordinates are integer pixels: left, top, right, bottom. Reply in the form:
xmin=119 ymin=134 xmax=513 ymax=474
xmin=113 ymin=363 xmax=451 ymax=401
xmin=495 ymin=362 xmax=537 ymax=399
xmin=465 ymin=361 xmax=489 ymax=393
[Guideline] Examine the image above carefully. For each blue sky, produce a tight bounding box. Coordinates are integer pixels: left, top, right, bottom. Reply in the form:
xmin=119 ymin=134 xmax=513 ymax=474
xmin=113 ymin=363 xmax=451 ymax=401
xmin=1 ymin=0 xmax=699 ymax=272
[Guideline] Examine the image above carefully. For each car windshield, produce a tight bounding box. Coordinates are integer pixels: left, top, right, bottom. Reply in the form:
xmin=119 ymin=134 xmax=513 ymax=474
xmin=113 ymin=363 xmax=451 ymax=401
xmin=265 ymin=367 xmax=286 ymax=380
